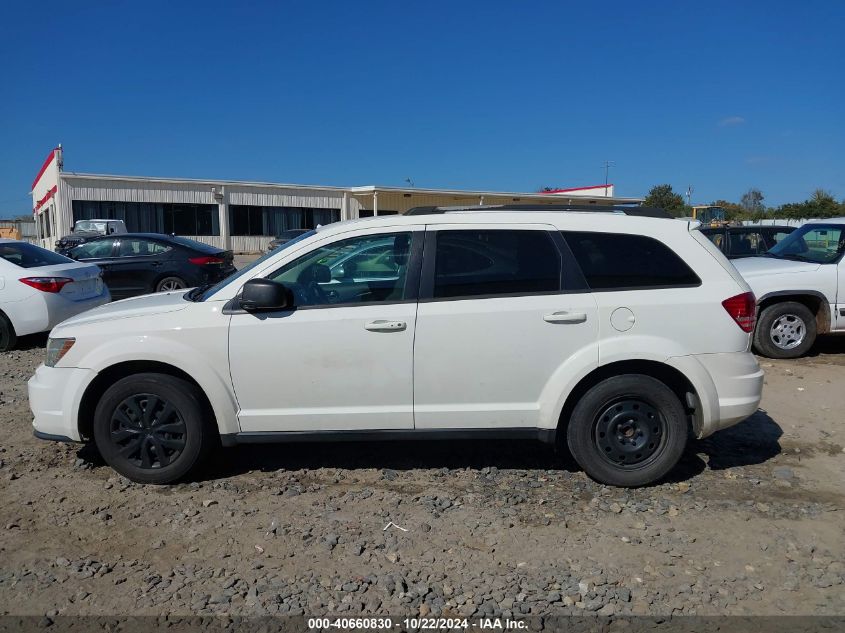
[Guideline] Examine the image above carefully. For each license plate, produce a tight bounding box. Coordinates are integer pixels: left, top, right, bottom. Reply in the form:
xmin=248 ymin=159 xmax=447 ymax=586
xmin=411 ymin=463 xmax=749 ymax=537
xmin=66 ymin=278 xmax=100 ymax=298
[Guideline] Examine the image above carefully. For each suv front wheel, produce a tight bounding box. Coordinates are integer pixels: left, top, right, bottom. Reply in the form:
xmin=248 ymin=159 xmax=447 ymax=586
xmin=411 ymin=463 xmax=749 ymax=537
xmin=566 ymin=375 xmax=688 ymax=487
xmin=93 ymin=373 xmax=216 ymax=484
xmin=753 ymin=301 xmax=816 ymax=359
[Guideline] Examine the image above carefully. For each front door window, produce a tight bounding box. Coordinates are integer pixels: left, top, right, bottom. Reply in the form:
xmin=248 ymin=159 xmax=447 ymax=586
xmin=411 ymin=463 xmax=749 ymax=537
xmin=267 ymin=232 xmax=413 ymax=306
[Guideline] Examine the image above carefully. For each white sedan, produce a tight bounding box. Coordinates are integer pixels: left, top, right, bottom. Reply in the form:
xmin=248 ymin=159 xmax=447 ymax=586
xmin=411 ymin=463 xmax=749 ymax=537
xmin=0 ymin=239 xmax=110 ymax=350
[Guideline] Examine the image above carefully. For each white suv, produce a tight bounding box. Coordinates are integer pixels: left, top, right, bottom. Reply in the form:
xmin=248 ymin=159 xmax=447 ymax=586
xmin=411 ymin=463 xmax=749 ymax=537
xmin=29 ymin=206 xmax=763 ymax=487
xmin=734 ymin=218 xmax=845 ymax=358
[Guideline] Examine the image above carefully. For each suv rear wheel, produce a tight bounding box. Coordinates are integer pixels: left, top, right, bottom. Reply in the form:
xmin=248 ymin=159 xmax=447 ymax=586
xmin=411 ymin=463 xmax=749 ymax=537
xmin=566 ymin=375 xmax=688 ymax=487
xmin=753 ymin=301 xmax=816 ymax=359
xmin=93 ymin=373 xmax=216 ymax=484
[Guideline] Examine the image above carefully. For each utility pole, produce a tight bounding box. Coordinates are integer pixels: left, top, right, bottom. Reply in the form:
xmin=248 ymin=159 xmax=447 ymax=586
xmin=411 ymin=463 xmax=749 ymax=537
xmin=602 ymin=160 xmax=614 ymax=188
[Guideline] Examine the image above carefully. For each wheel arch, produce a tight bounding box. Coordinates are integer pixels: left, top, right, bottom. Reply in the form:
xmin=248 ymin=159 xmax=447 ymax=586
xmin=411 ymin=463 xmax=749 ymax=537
xmin=757 ymin=290 xmax=831 ymax=334
xmin=78 ymin=360 xmax=218 ymax=442
xmin=555 ymin=359 xmax=700 ymax=441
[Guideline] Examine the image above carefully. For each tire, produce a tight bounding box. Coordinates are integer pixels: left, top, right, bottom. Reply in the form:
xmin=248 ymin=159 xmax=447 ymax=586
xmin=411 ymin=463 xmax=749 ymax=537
xmin=0 ymin=311 xmax=18 ymax=352
xmin=92 ymin=373 xmax=216 ymax=484
xmin=566 ymin=375 xmax=688 ymax=487
xmin=156 ymin=276 xmax=187 ymax=292
xmin=753 ymin=301 xmax=816 ymax=359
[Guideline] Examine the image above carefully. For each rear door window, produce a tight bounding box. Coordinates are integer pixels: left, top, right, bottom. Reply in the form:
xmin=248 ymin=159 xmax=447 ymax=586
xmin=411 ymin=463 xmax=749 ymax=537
xmin=431 ymin=230 xmax=561 ymax=299
xmin=117 ymin=239 xmax=171 ymax=257
xmin=728 ymin=231 xmax=766 ymax=256
xmin=563 ymin=232 xmax=700 ymax=290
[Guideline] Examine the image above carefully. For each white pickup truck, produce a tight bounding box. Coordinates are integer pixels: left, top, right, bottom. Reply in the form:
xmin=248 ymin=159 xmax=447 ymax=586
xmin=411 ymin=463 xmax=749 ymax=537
xmin=734 ymin=218 xmax=845 ymax=358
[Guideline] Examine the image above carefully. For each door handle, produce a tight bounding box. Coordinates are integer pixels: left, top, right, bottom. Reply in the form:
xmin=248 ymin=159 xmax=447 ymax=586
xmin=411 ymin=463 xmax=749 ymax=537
xmin=365 ymin=320 xmax=407 ymax=332
xmin=544 ymin=311 xmax=587 ymax=324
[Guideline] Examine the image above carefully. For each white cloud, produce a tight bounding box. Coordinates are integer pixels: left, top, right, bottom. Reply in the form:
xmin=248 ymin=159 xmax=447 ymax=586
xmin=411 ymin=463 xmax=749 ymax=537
xmin=719 ymin=116 xmax=746 ymax=127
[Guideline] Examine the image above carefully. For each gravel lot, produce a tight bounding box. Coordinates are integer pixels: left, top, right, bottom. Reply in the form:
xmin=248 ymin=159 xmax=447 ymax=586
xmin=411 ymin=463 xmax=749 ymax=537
xmin=0 ymin=338 xmax=843 ymax=619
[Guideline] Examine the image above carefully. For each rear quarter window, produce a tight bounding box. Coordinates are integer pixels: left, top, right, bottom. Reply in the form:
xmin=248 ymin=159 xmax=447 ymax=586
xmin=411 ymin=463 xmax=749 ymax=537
xmin=0 ymin=242 xmax=74 ymax=268
xmin=563 ymin=231 xmax=700 ymax=290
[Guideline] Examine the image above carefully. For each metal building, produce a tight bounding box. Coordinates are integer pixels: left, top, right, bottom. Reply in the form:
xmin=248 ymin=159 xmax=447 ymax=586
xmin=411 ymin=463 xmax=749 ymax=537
xmin=31 ymin=147 xmax=641 ymax=252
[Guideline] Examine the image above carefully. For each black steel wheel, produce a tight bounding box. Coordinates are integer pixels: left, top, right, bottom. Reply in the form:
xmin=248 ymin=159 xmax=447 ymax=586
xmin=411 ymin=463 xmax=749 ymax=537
xmin=0 ymin=311 xmax=17 ymax=352
xmin=567 ymin=374 xmax=688 ymax=487
xmin=109 ymin=393 xmax=188 ymax=469
xmin=593 ymin=398 xmax=667 ymax=469
xmin=93 ymin=373 xmax=216 ymax=484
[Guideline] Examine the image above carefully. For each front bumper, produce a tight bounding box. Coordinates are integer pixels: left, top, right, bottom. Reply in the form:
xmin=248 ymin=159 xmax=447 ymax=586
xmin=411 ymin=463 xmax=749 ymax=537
xmin=668 ymin=351 xmax=764 ymax=438
xmin=28 ymin=364 xmax=97 ymax=442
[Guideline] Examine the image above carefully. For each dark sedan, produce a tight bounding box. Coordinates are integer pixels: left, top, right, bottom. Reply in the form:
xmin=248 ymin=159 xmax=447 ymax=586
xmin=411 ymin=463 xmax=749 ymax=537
xmin=67 ymin=234 xmax=236 ymax=300
xmin=701 ymin=225 xmax=796 ymax=259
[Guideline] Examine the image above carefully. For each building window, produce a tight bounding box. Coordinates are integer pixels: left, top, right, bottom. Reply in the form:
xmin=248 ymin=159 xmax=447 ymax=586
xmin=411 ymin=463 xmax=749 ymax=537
xmin=43 ymin=208 xmax=52 ymax=238
xmin=72 ymin=201 xmax=219 ymax=235
xmin=229 ymin=206 xmax=340 ymax=236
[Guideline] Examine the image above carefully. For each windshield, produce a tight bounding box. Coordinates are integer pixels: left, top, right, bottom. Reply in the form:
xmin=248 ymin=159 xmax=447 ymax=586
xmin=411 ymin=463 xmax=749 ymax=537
xmin=194 ymin=230 xmax=315 ymax=301
xmin=766 ymin=224 xmax=844 ymax=264
xmin=74 ymin=220 xmax=107 ymax=232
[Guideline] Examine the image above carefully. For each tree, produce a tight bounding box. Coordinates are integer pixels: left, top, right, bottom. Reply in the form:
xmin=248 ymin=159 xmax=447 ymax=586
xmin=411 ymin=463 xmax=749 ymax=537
xmin=806 ymin=189 xmax=840 ymax=218
xmin=740 ymin=188 xmax=765 ymax=217
xmin=643 ymin=184 xmax=686 ymax=216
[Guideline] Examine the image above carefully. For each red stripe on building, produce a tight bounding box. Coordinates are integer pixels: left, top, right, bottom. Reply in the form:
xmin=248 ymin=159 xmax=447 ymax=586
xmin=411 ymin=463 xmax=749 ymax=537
xmin=31 ymin=148 xmax=59 ymax=191
xmin=34 ymin=185 xmax=58 ymax=213
xmin=540 ymin=184 xmax=613 ymax=194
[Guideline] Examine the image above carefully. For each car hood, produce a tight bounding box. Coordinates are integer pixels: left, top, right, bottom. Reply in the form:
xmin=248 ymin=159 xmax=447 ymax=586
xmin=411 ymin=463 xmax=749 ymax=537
xmin=732 ymin=256 xmax=821 ymax=278
xmin=54 ymin=289 xmax=189 ymax=331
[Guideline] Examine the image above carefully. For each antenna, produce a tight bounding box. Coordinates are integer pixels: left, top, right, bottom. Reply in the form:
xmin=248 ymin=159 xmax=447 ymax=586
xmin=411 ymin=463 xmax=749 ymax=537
xmin=602 ymin=160 xmax=615 ymax=189
xmin=686 ymin=185 xmax=694 ymax=206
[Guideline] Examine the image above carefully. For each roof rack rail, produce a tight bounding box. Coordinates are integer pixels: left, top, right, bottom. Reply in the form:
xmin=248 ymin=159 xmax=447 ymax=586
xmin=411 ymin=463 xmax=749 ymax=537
xmin=404 ymin=204 xmax=672 ymax=219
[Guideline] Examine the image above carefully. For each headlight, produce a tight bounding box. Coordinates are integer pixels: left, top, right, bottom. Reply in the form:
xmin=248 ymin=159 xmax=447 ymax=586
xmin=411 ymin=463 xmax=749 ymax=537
xmin=45 ymin=338 xmax=76 ymax=367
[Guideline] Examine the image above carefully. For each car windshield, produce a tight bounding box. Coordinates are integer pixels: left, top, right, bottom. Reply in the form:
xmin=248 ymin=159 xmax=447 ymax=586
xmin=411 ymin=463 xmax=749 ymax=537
xmin=74 ymin=220 xmax=107 ymax=232
xmin=191 ymin=230 xmax=316 ymax=301
xmin=0 ymin=242 xmax=75 ymax=268
xmin=766 ymin=224 xmax=844 ymax=264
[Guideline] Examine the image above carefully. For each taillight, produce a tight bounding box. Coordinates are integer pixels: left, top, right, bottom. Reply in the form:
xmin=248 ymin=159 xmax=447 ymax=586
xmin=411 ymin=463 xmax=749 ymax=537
xmin=722 ymin=292 xmax=757 ymax=333
xmin=19 ymin=277 xmax=74 ymax=293
xmin=189 ymin=256 xmax=225 ymax=265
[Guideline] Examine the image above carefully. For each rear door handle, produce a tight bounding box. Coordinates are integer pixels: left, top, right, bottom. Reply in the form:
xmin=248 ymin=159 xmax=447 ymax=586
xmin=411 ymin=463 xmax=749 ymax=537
xmin=544 ymin=311 xmax=587 ymax=324
xmin=365 ymin=320 xmax=407 ymax=332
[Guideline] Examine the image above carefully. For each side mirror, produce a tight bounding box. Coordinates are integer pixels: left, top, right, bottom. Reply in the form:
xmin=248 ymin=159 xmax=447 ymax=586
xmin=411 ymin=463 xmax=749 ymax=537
xmin=240 ymin=279 xmax=293 ymax=312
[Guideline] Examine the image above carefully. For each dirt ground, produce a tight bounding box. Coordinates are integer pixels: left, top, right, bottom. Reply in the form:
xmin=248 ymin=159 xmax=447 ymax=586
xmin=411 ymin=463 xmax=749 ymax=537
xmin=0 ymin=337 xmax=843 ymax=619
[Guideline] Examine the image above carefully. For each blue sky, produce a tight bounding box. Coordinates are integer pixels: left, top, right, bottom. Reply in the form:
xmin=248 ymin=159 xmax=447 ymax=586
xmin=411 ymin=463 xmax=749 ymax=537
xmin=1 ymin=0 xmax=843 ymax=216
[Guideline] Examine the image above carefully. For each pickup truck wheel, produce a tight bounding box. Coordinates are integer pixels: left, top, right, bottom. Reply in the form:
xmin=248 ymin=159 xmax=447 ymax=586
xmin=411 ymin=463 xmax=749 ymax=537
xmin=0 ymin=311 xmax=17 ymax=352
xmin=753 ymin=302 xmax=816 ymax=359
xmin=93 ymin=373 xmax=215 ymax=484
xmin=156 ymin=276 xmax=187 ymax=292
xmin=567 ymin=375 xmax=687 ymax=487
